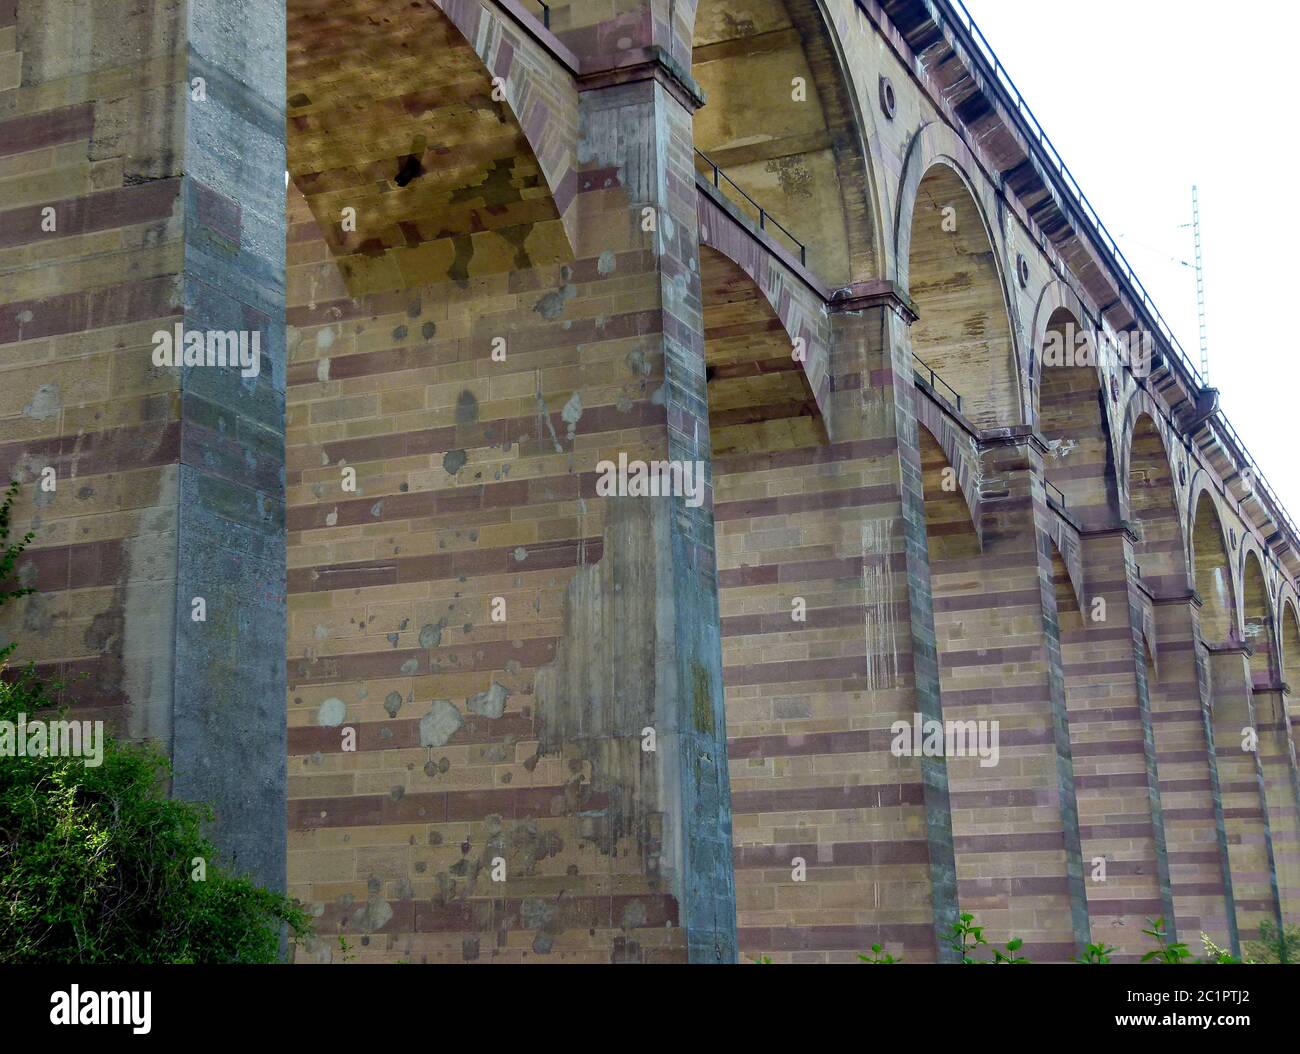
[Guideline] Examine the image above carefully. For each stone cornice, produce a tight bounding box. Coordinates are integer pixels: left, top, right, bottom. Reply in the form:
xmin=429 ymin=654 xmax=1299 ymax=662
xmin=829 ymin=280 xmax=918 ymax=323
xmin=576 ymin=45 xmax=707 ymax=112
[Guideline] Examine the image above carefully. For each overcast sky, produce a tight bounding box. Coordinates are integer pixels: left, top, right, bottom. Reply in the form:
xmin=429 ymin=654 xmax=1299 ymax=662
xmin=961 ymin=0 xmax=1300 ymax=516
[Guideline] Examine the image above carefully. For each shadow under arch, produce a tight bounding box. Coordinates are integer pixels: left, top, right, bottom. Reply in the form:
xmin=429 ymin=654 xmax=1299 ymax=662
xmin=1281 ymin=600 xmax=1300 ymax=695
xmin=287 ymin=0 xmax=577 ymax=295
xmin=902 ymin=158 xmax=1019 ymax=429
xmin=919 ymin=426 xmax=979 ymax=558
xmin=702 ymin=237 xmax=911 ymax=961
xmin=1191 ymin=488 xmax=1237 ymax=645
xmin=1120 ymin=415 xmax=1236 ymax=948
xmin=699 ymin=245 xmax=824 ymax=454
xmin=690 ymin=0 xmax=881 ymax=285
xmin=1036 ymin=306 xmax=1118 ymax=528
xmin=1242 ymin=548 xmax=1279 ymax=686
xmin=1125 ymin=412 xmax=1190 ymax=594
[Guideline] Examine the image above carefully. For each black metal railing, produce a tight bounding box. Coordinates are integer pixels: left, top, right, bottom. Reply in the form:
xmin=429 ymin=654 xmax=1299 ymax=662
xmin=912 ymin=353 xmax=962 ymax=412
xmin=524 ymin=0 xmax=550 ymax=27
xmin=1045 ymin=480 xmax=1066 ymax=508
xmin=695 ymin=148 xmax=807 ymax=266
xmin=939 ymin=0 xmax=1196 ymax=386
xmin=934 ymin=0 xmax=1300 ymax=560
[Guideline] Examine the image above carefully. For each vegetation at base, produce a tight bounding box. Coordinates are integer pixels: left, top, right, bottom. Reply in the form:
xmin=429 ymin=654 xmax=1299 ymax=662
xmin=754 ymin=911 xmax=1297 ymax=964
xmin=858 ymin=943 xmax=901 ymax=964
xmin=944 ymin=911 xmax=1027 ymax=963
xmin=0 ymin=481 xmax=311 ymax=963
xmin=1244 ymin=920 xmax=1300 ymax=964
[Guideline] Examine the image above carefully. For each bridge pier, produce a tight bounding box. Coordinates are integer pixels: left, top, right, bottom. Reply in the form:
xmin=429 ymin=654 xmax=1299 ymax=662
xmin=1205 ymin=643 xmax=1280 ymax=948
xmin=1254 ymin=686 xmax=1300 ymax=928
xmin=808 ymin=286 xmax=961 ymax=962
xmin=1058 ymin=525 xmax=1173 ymax=956
xmin=571 ymin=66 xmax=738 ymax=963
xmin=927 ymin=431 xmax=1091 ymax=959
xmin=0 ymin=0 xmax=288 ymax=890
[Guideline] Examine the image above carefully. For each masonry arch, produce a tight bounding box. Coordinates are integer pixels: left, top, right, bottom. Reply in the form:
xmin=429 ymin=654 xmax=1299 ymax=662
xmin=1120 ymin=422 xmax=1235 ymax=944
xmin=700 ymin=246 xmax=822 ymax=454
xmin=1036 ymin=305 xmax=1117 ymax=527
xmin=1191 ymin=487 xmax=1237 ymax=645
xmin=1242 ymin=547 xmax=1278 ymax=684
xmin=920 ymin=427 xmax=981 ymax=561
xmin=920 ymin=421 xmax=1093 ymax=951
xmin=1125 ymin=412 xmax=1188 ymax=593
xmin=1281 ymin=599 xmax=1300 ymax=691
xmin=287 ymin=0 xmax=577 ymax=295
xmin=690 ymin=0 xmax=881 ymax=285
xmin=899 ymin=151 xmax=1019 ymax=429
xmin=702 ymin=241 xmax=896 ymax=961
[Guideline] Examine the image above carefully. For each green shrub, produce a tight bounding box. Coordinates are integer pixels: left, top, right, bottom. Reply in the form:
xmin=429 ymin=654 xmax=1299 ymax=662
xmin=943 ymin=911 xmax=1027 ymax=963
xmin=1244 ymin=920 xmax=1300 ymax=964
xmin=0 ymin=481 xmax=310 ymax=963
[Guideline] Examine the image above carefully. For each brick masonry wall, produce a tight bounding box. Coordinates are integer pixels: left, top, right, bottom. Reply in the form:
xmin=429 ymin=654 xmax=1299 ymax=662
xmin=924 ymin=434 xmax=1090 ymax=959
xmin=0 ymin=0 xmax=288 ymax=888
xmin=1207 ymin=647 xmax=1279 ymax=937
xmin=1255 ymin=689 xmax=1300 ymax=925
xmin=283 ymin=63 xmax=735 ymax=961
xmin=6 ymin=0 xmax=1300 ymax=965
xmin=0 ymin=0 xmax=187 ymax=725
xmin=716 ymin=297 xmax=945 ymax=963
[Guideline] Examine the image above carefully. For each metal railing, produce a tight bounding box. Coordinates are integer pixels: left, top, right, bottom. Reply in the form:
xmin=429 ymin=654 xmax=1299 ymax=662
xmin=938 ymin=0 xmax=1198 ymax=385
xmin=912 ymin=352 xmax=963 ymax=412
xmin=695 ymin=148 xmax=807 ymax=266
xmin=525 ymin=0 xmax=550 ymax=27
xmin=932 ymin=0 xmax=1300 ymax=561
xmin=1211 ymin=412 xmax=1300 ymax=553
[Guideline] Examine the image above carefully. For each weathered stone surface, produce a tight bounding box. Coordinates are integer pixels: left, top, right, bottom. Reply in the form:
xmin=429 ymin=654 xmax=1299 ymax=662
xmin=5 ymin=0 xmax=1300 ymax=967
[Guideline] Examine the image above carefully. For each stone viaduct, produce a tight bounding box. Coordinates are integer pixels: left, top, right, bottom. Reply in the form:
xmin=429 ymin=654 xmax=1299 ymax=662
xmin=2 ymin=0 xmax=1299 ymax=963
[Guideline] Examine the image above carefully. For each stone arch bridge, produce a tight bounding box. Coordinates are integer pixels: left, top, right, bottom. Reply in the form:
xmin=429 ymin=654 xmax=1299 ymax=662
xmin=2 ymin=0 xmax=1298 ymax=962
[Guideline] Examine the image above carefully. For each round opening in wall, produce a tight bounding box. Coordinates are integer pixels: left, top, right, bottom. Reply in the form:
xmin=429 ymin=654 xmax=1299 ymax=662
xmin=879 ymin=76 xmax=896 ymax=119
xmin=1016 ymin=253 xmax=1030 ymax=288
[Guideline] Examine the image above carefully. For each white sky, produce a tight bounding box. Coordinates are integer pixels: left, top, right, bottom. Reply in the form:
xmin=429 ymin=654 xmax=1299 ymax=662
xmin=961 ymin=0 xmax=1300 ymax=516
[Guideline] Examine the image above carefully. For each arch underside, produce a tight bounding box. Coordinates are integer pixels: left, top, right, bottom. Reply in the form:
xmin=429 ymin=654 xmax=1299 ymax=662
xmin=1127 ymin=414 xmax=1186 ymax=594
xmin=691 ymin=0 xmax=872 ymax=285
xmin=919 ymin=426 xmax=979 ymax=561
xmin=1243 ymin=552 xmax=1276 ymax=685
xmin=1038 ymin=310 xmax=1117 ymax=530
xmin=287 ymin=0 xmax=573 ymax=295
xmin=907 ymin=164 xmax=1018 ymax=429
xmin=1282 ymin=605 xmax=1300 ymax=722
xmin=701 ymin=247 xmax=822 ymax=455
xmin=1193 ymin=493 xmax=1235 ymax=644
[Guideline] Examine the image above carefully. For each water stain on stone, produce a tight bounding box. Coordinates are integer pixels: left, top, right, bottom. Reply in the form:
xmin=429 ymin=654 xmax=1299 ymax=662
xmin=419 ymin=619 xmax=445 ymax=648
xmin=534 ymin=265 xmax=576 ymax=320
xmin=466 ymin=681 xmax=509 ymax=720
xmin=455 ymin=389 xmax=478 ymax=424
xmin=443 ymin=449 xmax=467 ymax=475
xmin=419 ymin=700 xmax=462 ymax=747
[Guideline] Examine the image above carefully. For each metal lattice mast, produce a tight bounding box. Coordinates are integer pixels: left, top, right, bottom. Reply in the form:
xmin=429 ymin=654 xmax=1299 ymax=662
xmin=1192 ymin=186 xmax=1209 ymax=384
